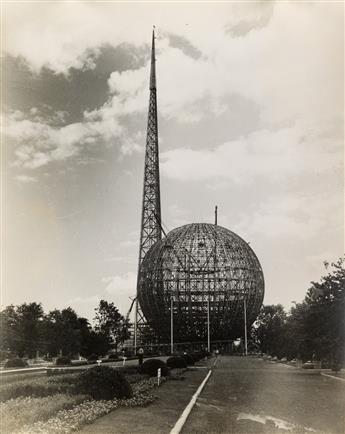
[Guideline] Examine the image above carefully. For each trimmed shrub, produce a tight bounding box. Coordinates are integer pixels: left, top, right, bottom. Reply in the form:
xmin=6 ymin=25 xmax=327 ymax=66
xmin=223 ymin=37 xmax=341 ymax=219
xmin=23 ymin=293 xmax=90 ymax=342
xmin=4 ymin=358 xmax=28 ymax=369
xmin=76 ymin=366 xmax=132 ymax=400
xmin=141 ymin=359 xmax=169 ymax=377
xmin=166 ymin=356 xmax=187 ymax=369
xmin=55 ymin=357 xmax=71 ymax=366
xmin=0 ymin=351 xmax=11 ymax=361
xmin=125 ymin=373 xmax=148 ymax=384
xmin=332 ymin=361 xmax=342 ymax=373
xmin=87 ymin=353 xmax=98 ymax=362
xmin=199 ymin=349 xmax=211 ymax=359
xmin=70 ymin=360 xmax=88 ymax=366
xmin=108 ymin=354 xmax=119 ymax=360
xmin=182 ymin=354 xmax=195 ymax=366
xmin=191 ymin=353 xmax=201 ymax=363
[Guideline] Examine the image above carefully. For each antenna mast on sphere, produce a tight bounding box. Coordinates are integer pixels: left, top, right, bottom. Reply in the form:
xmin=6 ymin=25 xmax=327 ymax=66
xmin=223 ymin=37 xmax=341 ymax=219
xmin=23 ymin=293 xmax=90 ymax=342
xmin=134 ymin=28 xmax=162 ymax=350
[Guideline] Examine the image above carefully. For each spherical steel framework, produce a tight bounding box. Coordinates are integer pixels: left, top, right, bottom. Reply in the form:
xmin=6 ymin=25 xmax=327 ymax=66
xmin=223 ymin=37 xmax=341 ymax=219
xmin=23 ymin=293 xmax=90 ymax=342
xmin=138 ymin=223 xmax=264 ymax=342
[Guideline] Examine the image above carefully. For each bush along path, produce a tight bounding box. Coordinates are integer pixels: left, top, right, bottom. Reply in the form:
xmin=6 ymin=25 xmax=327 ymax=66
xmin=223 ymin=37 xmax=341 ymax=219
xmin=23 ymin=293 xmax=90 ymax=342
xmin=1 ymin=354 xmax=209 ymax=434
xmin=0 ymin=364 xmax=172 ymax=434
xmin=77 ymin=360 xmax=211 ymax=434
xmin=16 ymin=377 xmax=163 ymax=434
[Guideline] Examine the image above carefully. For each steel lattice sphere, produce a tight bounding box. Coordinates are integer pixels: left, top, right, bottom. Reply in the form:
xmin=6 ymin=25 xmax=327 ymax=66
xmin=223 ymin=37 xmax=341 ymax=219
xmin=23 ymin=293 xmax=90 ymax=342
xmin=138 ymin=223 xmax=264 ymax=342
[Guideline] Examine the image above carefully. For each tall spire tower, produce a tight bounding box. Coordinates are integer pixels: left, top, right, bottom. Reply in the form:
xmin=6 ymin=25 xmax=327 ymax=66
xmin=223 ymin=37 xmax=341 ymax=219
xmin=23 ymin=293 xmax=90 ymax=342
xmin=138 ymin=28 xmax=162 ymax=261
xmin=134 ymin=28 xmax=162 ymax=348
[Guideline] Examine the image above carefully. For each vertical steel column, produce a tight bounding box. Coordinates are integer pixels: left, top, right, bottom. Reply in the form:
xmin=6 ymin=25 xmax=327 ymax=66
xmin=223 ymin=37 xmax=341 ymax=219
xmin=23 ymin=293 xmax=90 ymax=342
xmin=134 ymin=298 xmax=138 ymax=351
xmin=244 ymin=298 xmax=248 ymax=356
xmin=135 ymin=28 xmax=162 ymax=351
xmin=171 ymin=297 xmax=174 ymax=354
xmin=207 ymin=296 xmax=210 ymax=352
xmin=209 ymin=206 xmax=218 ymax=352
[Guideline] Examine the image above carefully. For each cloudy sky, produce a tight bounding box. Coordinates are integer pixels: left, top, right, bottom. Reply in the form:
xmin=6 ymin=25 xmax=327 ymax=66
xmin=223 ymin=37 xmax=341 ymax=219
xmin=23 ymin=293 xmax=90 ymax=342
xmin=2 ymin=1 xmax=344 ymax=323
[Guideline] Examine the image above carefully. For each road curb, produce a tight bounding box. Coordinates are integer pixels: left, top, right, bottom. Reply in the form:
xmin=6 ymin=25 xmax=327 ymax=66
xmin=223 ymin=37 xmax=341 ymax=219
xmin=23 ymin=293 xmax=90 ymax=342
xmin=321 ymin=373 xmax=345 ymax=383
xmin=170 ymin=369 xmax=213 ymax=434
xmin=0 ymin=366 xmax=47 ymax=375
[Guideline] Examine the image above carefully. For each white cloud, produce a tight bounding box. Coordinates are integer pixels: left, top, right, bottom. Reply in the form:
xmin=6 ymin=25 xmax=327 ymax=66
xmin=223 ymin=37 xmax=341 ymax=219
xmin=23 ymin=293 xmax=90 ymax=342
xmin=4 ymin=2 xmax=343 ymax=171
xmin=5 ymin=110 xmax=124 ymax=169
xmin=232 ymin=192 xmax=343 ymax=242
xmin=166 ymin=204 xmax=192 ymax=228
xmin=119 ymin=132 xmax=144 ymax=157
xmin=119 ymin=240 xmax=138 ymax=248
xmin=160 ymin=124 xmax=342 ymax=184
xmin=100 ymin=3 xmax=342 ymax=126
xmin=118 ymin=230 xmax=140 ymax=249
xmin=2 ymin=2 xmax=273 ymax=75
xmin=15 ymin=174 xmax=37 ymax=183
xmin=103 ymin=272 xmax=137 ymax=315
xmin=68 ymin=295 xmax=102 ymax=305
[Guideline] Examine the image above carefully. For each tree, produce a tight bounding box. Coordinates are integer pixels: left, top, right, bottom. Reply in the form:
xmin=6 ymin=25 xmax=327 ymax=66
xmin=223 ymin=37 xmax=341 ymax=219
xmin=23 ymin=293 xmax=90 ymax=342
xmin=42 ymin=308 xmax=91 ymax=357
xmin=284 ymin=302 xmax=310 ymax=361
xmin=257 ymin=257 xmax=345 ymax=367
xmin=0 ymin=305 xmax=18 ymax=355
xmin=300 ymin=257 xmax=345 ymax=369
xmin=0 ymin=302 xmax=123 ymax=359
xmin=94 ymin=300 xmax=130 ymax=351
xmin=0 ymin=303 xmax=44 ymax=358
xmin=252 ymin=304 xmax=288 ymax=358
xmin=81 ymin=330 xmax=110 ymax=358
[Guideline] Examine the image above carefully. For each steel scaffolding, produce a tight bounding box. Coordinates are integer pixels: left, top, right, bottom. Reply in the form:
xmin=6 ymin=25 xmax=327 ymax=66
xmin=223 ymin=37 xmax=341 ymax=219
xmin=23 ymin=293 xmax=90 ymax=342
xmin=134 ymin=28 xmax=161 ymax=350
xmin=138 ymin=223 xmax=264 ymax=342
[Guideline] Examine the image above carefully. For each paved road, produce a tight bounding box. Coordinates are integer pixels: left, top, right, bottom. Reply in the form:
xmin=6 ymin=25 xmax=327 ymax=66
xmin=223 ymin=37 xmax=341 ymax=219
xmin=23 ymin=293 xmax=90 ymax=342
xmin=183 ymin=356 xmax=345 ymax=434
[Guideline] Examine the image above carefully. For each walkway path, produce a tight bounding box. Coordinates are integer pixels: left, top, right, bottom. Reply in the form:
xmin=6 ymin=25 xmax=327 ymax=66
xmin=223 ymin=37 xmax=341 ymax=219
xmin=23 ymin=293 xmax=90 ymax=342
xmin=77 ymin=366 xmax=208 ymax=434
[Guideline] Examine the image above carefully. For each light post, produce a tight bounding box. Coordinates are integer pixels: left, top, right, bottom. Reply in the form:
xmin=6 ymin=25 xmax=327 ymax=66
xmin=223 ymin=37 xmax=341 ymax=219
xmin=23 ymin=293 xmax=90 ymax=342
xmin=207 ymin=295 xmax=210 ymax=352
xmin=170 ymin=296 xmax=174 ymax=354
xmin=209 ymin=205 xmax=218 ymax=353
xmin=244 ymin=297 xmax=248 ymax=356
xmin=134 ymin=298 xmax=138 ymax=353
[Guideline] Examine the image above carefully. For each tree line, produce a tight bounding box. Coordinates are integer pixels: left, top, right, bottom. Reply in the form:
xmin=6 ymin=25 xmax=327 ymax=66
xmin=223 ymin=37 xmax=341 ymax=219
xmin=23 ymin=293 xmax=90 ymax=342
xmin=1 ymin=257 xmax=344 ymax=364
xmin=251 ymin=257 xmax=345 ymax=369
xmin=0 ymin=300 xmax=130 ymax=359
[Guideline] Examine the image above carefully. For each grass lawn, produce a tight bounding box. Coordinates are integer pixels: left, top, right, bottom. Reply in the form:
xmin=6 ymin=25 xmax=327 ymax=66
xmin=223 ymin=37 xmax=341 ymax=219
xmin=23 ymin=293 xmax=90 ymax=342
xmin=0 ymin=365 xmax=175 ymax=433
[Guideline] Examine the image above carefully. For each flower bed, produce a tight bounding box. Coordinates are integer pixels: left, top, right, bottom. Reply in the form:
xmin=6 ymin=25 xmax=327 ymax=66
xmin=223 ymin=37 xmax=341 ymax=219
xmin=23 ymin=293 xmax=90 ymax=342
xmin=1 ymin=394 xmax=89 ymax=433
xmin=18 ymin=399 xmax=117 ymax=433
xmin=16 ymin=377 xmax=165 ymax=433
xmin=1 ymin=366 xmax=176 ymax=433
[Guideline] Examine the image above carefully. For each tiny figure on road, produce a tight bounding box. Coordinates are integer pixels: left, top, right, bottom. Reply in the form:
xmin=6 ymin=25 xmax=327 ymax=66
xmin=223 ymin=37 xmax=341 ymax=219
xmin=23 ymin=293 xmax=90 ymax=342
xmin=215 ymin=349 xmax=220 ymax=358
xmin=137 ymin=347 xmax=144 ymax=366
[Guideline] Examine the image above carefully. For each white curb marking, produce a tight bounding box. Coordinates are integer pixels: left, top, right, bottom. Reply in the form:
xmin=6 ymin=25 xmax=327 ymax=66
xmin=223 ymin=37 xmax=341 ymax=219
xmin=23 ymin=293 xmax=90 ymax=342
xmin=0 ymin=366 xmax=47 ymax=375
xmin=321 ymin=373 xmax=345 ymax=383
xmin=170 ymin=369 xmax=212 ymax=434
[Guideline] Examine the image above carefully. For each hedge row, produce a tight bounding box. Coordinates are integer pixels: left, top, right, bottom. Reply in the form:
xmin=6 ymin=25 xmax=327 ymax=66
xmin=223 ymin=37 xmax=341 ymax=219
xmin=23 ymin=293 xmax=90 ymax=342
xmin=4 ymin=358 xmax=28 ymax=369
xmin=167 ymin=356 xmax=187 ymax=369
xmin=141 ymin=359 xmax=169 ymax=377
